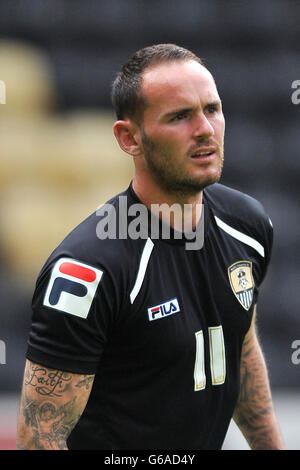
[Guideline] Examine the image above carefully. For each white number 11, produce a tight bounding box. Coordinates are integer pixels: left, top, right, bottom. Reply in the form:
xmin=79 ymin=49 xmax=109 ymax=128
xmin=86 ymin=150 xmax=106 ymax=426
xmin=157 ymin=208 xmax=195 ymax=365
xmin=194 ymin=325 xmax=226 ymax=391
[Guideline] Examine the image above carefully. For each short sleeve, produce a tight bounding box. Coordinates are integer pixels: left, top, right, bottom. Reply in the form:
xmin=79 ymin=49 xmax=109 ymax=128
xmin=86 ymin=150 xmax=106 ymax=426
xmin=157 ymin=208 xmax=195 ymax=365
xmin=26 ymin=255 xmax=117 ymax=374
xmin=257 ymin=211 xmax=274 ymax=288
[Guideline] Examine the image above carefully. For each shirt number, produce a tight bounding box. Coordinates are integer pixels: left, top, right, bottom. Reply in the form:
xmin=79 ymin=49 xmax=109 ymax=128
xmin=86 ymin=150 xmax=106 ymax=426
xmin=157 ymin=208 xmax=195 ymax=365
xmin=194 ymin=325 xmax=226 ymax=391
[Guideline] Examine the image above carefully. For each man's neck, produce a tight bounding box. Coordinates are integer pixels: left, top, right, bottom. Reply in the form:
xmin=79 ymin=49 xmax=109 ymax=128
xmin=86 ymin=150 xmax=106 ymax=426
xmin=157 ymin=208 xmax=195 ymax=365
xmin=132 ymin=176 xmax=203 ymax=232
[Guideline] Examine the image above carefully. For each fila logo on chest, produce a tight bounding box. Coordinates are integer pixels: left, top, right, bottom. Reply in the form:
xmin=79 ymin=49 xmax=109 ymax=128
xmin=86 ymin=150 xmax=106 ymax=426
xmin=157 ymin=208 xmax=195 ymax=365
xmin=148 ymin=298 xmax=180 ymax=322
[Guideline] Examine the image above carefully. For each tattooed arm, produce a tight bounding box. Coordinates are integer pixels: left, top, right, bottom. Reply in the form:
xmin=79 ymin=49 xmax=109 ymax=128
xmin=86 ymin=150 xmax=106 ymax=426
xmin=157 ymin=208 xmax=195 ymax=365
xmin=233 ymin=306 xmax=284 ymax=450
xmin=17 ymin=359 xmax=94 ymax=450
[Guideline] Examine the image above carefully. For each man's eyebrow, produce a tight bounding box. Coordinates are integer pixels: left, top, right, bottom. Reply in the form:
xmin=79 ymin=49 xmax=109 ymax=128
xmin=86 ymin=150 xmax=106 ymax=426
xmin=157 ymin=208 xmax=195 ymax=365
xmin=163 ymin=100 xmax=222 ymax=118
xmin=164 ymin=107 xmax=193 ymax=118
xmin=204 ymin=100 xmax=222 ymax=108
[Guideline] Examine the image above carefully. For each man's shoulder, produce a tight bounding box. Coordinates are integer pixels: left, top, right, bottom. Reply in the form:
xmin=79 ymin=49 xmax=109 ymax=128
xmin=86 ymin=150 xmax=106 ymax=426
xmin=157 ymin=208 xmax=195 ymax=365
xmin=204 ymin=182 xmax=271 ymax=226
xmin=204 ymin=183 xmax=273 ymax=257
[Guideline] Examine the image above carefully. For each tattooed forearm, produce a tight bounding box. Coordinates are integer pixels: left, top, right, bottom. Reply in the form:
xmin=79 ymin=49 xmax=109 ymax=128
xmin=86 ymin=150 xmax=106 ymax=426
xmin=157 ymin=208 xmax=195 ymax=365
xmin=24 ymin=365 xmax=72 ymax=397
xmin=233 ymin=330 xmax=284 ymax=450
xmin=17 ymin=360 xmax=95 ymax=450
xmin=21 ymin=396 xmax=78 ymax=449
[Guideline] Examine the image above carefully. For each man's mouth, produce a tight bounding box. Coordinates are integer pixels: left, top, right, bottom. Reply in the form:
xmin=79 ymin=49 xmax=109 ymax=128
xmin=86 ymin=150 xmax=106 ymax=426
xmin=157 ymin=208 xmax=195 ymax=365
xmin=191 ymin=148 xmax=216 ymax=160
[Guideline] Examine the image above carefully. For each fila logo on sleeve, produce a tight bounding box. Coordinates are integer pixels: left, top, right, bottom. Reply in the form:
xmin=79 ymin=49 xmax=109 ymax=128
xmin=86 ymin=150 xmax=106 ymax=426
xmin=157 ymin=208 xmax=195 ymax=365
xmin=43 ymin=258 xmax=103 ymax=319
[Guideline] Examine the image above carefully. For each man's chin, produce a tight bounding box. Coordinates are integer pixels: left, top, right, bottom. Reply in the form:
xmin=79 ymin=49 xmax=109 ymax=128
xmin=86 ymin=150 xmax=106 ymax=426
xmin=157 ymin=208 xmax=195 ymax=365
xmin=186 ymin=168 xmax=223 ymax=192
xmin=199 ymin=172 xmax=222 ymax=190
xmin=147 ymin=162 xmax=223 ymax=196
xmin=162 ymin=175 xmax=221 ymax=197
xmin=198 ymin=163 xmax=223 ymax=189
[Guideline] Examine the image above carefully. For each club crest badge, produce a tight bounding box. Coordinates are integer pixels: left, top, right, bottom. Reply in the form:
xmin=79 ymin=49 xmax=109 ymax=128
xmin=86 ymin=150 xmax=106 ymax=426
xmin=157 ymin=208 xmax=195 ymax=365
xmin=228 ymin=261 xmax=254 ymax=311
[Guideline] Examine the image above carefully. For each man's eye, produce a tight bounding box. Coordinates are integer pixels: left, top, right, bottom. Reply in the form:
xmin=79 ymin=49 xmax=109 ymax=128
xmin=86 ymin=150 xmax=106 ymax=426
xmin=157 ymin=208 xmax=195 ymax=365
xmin=206 ymin=105 xmax=218 ymax=114
xmin=172 ymin=112 xmax=188 ymax=121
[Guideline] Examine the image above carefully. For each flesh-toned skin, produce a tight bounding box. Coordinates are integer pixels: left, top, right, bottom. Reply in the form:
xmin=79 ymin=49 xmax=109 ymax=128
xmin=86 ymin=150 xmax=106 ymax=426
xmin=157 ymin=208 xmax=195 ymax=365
xmin=114 ymin=60 xmax=225 ymax=229
xmin=17 ymin=360 xmax=94 ymax=450
xmin=233 ymin=306 xmax=285 ymax=449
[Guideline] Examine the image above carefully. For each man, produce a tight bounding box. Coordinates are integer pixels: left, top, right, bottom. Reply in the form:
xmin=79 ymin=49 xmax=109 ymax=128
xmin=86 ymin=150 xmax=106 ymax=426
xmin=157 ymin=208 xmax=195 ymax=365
xmin=17 ymin=44 xmax=284 ymax=450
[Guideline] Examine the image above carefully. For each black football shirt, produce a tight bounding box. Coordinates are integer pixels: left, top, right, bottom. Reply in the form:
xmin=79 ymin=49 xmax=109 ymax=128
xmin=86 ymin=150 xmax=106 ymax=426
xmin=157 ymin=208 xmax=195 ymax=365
xmin=26 ymin=182 xmax=273 ymax=450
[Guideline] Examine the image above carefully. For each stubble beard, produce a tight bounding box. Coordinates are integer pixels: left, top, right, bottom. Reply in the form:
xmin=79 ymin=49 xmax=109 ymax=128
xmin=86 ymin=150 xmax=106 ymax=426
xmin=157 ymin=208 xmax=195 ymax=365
xmin=141 ymin=130 xmax=224 ymax=199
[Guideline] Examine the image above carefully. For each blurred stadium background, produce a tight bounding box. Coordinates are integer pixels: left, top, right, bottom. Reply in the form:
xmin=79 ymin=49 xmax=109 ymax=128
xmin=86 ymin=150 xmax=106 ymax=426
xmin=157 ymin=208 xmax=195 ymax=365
xmin=0 ymin=0 xmax=299 ymax=450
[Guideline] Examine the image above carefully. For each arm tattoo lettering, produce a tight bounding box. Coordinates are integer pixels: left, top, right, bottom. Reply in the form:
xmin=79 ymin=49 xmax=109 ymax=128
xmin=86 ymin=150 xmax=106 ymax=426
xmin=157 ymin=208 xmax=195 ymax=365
xmin=25 ymin=365 xmax=72 ymax=397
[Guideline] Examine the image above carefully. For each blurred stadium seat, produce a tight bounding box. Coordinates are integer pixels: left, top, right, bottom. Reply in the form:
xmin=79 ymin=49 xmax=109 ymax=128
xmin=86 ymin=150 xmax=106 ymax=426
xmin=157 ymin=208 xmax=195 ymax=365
xmin=0 ymin=39 xmax=56 ymax=115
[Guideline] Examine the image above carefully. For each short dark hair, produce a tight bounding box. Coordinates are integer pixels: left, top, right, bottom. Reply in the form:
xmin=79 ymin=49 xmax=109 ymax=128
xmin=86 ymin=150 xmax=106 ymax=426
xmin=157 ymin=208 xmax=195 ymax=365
xmin=111 ymin=43 xmax=204 ymax=123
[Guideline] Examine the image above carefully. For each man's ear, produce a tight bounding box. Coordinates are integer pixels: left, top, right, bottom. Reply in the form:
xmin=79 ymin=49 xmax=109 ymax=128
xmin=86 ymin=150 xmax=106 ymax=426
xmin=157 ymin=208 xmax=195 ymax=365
xmin=113 ymin=119 xmax=142 ymax=156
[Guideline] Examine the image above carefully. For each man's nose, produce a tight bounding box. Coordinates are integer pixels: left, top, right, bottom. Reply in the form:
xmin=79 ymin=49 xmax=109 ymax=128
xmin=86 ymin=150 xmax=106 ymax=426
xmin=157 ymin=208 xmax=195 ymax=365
xmin=192 ymin=113 xmax=214 ymax=139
